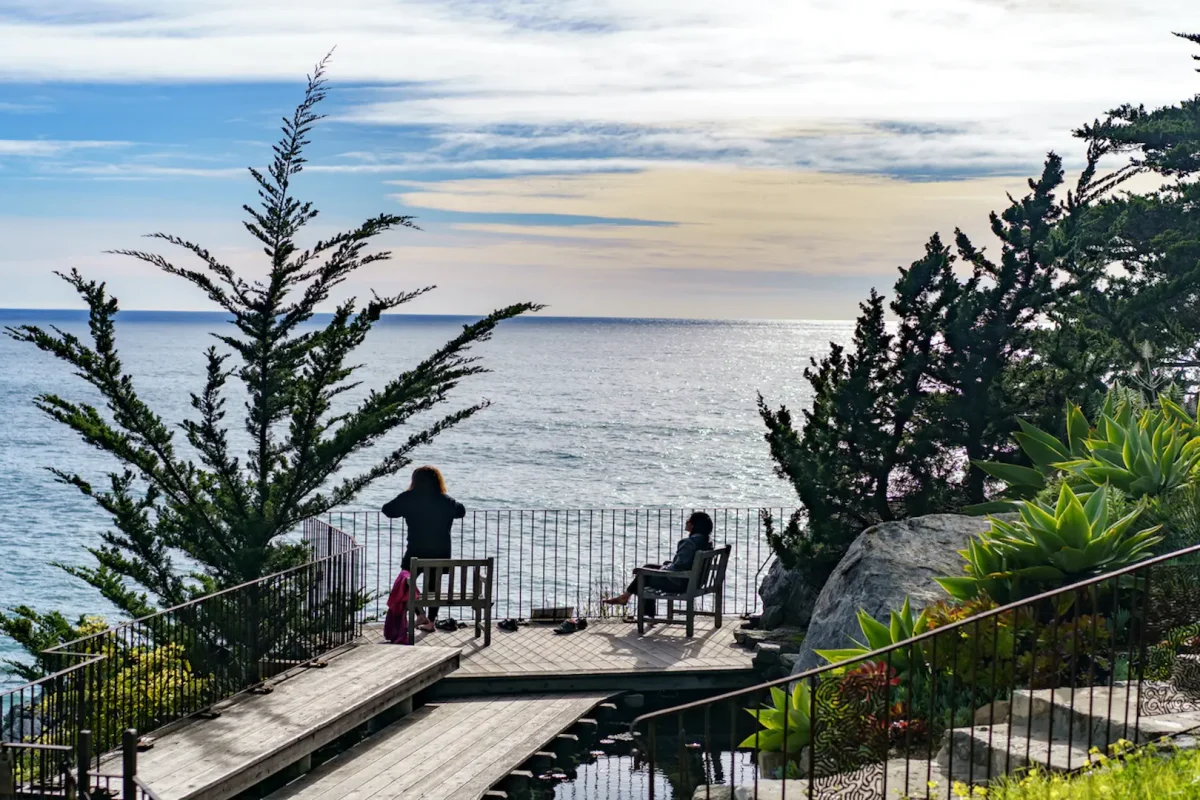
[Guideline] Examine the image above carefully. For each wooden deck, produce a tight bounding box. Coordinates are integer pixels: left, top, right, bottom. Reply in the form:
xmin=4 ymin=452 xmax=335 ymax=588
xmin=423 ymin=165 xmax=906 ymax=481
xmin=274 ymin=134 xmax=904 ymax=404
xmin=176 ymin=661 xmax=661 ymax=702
xmin=266 ymin=693 xmax=608 ymax=800
xmin=364 ymin=617 xmax=753 ymax=688
xmin=121 ymin=643 xmax=461 ymax=800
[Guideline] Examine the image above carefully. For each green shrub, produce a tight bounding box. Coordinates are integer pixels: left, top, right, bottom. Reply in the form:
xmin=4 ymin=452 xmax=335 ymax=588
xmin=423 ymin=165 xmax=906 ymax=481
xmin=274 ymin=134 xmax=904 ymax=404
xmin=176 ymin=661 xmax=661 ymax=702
xmin=972 ymin=391 xmax=1200 ymax=514
xmin=976 ymin=739 xmax=1196 ymax=800
xmin=938 ymin=484 xmax=1162 ymax=604
xmin=815 ymin=596 xmax=930 ymax=681
xmin=739 ymin=683 xmax=812 ymax=753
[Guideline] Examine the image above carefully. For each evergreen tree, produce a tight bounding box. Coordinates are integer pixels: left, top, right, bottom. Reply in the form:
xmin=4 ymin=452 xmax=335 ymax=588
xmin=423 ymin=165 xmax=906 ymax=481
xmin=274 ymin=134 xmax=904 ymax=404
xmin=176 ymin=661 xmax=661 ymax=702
xmin=1060 ymin=32 xmax=1200 ymax=383
xmin=1 ymin=56 xmax=540 ymax=668
xmin=759 ymin=155 xmax=1108 ymax=582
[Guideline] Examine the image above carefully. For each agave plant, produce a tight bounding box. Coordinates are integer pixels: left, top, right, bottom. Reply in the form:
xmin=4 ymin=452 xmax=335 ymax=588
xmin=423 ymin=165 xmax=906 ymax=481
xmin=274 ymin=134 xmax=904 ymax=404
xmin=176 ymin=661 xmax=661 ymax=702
xmin=1067 ymin=398 xmax=1200 ymax=499
xmin=969 ymin=391 xmax=1200 ymax=514
xmin=815 ymin=596 xmax=930 ymax=678
xmin=939 ymin=484 xmax=1163 ymax=603
xmin=738 ymin=682 xmax=812 ymax=753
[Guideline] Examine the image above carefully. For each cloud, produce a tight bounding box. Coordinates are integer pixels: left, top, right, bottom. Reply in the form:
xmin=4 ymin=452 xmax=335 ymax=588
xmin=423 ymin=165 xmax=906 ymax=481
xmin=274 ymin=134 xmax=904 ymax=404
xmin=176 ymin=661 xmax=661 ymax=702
xmin=49 ymin=163 xmax=247 ymax=178
xmin=0 ymin=101 xmax=51 ymax=113
xmin=382 ymin=166 xmax=1049 ymax=277
xmin=0 ymin=0 xmax=1195 ymax=179
xmin=0 ymin=140 xmax=128 ymax=157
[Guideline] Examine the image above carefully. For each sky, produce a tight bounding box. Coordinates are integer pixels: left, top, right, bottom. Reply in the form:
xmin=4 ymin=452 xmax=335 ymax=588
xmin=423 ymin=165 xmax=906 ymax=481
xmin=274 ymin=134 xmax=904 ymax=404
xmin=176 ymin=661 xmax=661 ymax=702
xmin=0 ymin=1 xmax=1197 ymax=320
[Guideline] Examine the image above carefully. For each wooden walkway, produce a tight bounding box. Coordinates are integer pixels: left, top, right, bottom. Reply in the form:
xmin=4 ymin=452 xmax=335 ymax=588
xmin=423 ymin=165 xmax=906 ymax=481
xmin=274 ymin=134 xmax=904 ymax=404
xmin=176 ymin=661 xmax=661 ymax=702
xmin=365 ymin=617 xmax=753 ymax=681
xmin=266 ymin=693 xmax=608 ymax=800
xmin=121 ymin=643 xmax=461 ymax=800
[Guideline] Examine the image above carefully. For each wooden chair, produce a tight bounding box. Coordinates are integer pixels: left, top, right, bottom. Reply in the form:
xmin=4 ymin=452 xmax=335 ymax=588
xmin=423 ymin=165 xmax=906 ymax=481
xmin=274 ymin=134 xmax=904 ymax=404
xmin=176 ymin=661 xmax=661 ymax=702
xmin=634 ymin=545 xmax=732 ymax=638
xmin=408 ymin=557 xmax=495 ymax=647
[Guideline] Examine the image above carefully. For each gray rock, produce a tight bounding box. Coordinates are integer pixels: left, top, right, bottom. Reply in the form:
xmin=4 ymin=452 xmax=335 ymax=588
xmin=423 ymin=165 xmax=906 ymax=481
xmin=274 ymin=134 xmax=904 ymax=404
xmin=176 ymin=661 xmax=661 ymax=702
xmin=973 ymin=700 xmax=1010 ymax=726
xmin=760 ymin=605 xmax=784 ymax=630
xmin=758 ymin=558 xmax=822 ymax=629
xmin=753 ymin=642 xmax=782 ymax=667
xmin=1 ymin=702 xmax=40 ymax=743
xmin=734 ymin=628 xmax=805 ymax=653
xmin=779 ymin=653 xmax=800 ymax=672
xmin=791 ymin=513 xmax=999 ymax=674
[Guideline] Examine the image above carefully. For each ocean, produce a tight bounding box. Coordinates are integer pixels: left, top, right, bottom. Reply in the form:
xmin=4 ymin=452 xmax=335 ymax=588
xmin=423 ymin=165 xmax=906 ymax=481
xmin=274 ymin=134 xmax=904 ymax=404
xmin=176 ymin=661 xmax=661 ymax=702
xmin=0 ymin=310 xmax=851 ymax=680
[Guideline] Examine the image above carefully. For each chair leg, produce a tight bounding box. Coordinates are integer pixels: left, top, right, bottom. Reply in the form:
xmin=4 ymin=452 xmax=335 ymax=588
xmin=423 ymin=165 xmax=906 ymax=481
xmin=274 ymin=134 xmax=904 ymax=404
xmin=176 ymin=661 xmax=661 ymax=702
xmin=636 ymin=577 xmax=645 ymax=636
xmin=667 ymin=600 xmax=674 ymax=623
xmin=484 ymin=607 xmax=491 ymax=647
xmin=686 ymin=599 xmax=695 ymax=638
xmin=714 ymin=593 xmax=723 ymax=629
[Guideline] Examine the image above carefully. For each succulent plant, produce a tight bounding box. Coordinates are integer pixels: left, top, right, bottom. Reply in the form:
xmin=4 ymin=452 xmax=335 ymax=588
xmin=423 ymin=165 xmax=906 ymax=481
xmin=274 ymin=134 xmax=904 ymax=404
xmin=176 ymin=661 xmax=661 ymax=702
xmin=815 ymin=596 xmax=930 ymax=678
xmin=940 ymin=484 xmax=1163 ymax=603
xmin=738 ymin=682 xmax=812 ymax=753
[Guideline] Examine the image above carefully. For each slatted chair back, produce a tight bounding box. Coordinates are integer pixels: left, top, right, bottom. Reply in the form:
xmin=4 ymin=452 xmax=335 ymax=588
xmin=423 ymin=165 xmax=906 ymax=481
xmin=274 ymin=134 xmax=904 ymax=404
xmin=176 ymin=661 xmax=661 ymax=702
xmin=689 ymin=545 xmax=732 ymax=597
xmin=408 ymin=557 xmax=495 ymax=646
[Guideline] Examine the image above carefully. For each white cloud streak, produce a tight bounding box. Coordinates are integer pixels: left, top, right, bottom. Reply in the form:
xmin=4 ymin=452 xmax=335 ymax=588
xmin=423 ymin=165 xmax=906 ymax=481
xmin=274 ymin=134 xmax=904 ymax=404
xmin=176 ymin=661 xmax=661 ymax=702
xmin=0 ymin=139 xmax=128 ymax=157
xmin=0 ymin=0 xmax=1194 ymax=177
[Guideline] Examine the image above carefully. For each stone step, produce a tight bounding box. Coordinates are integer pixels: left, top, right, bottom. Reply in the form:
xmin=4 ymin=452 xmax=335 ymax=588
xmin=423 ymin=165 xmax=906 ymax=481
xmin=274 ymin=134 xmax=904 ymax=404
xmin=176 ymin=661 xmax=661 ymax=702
xmin=1010 ymin=683 xmax=1200 ymax=748
xmin=937 ymin=722 xmax=1097 ymax=782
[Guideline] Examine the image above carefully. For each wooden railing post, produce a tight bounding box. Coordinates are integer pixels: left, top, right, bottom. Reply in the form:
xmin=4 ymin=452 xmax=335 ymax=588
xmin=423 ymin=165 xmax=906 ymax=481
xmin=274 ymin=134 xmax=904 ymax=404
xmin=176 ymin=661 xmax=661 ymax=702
xmin=123 ymin=729 xmax=138 ymax=800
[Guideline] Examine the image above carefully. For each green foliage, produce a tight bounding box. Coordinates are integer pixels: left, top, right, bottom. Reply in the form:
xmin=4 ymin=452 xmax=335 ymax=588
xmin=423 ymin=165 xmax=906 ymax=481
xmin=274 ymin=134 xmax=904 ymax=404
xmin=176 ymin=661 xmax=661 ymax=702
xmin=763 ymin=33 xmax=1200 ymax=596
xmin=760 ymin=157 xmax=1103 ymax=575
xmin=971 ymin=389 xmax=1200 ymax=513
xmin=1061 ymin=34 xmax=1200 ymax=383
xmin=1 ymin=56 xmax=540 ymax=676
xmin=815 ymin=597 xmax=930 ymax=680
xmin=2 ymin=614 xmax=209 ymax=781
xmin=0 ymin=607 xmax=109 ymax=681
xmin=986 ymin=738 xmax=1194 ymax=800
xmin=938 ymin=484 xmax=1162 ymax=603
xmin=738 ymin=682 xmax=812 ymax=753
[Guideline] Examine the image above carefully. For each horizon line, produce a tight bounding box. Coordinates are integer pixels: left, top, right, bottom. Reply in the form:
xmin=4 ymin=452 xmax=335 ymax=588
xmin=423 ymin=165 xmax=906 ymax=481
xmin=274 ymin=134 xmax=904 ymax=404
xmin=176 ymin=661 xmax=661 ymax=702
xmin=0 ymin=308 xmax=858 ymax=325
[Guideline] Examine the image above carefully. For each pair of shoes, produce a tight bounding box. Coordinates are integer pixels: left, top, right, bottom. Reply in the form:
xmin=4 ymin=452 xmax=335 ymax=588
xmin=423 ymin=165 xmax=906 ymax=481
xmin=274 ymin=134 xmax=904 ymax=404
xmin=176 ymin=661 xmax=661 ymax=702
xmin=434 ymin=618 xmax=463 ymax=632
xmin=498 ymin=618 xmax=520 ymax=632
xmin=553 ymin=617 xmax=589 ymax=635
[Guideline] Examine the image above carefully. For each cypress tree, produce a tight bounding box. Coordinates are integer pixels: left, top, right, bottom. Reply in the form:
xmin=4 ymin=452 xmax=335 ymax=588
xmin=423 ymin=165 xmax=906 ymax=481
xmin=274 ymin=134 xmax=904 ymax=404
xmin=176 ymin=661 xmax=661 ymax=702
xmin=759 ymin=154 xmax=1107 ymax=586
xmin=1 ymin=55 xmax=540 ymax=669
xmin=1062 ymin=32 xmax=1200 ymax=382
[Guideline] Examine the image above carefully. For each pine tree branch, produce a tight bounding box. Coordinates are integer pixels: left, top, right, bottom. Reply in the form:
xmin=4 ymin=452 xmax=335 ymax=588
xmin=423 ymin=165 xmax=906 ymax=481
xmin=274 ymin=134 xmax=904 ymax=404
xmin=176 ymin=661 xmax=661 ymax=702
xmin=5 ymin=271 xmax=229 ymax=550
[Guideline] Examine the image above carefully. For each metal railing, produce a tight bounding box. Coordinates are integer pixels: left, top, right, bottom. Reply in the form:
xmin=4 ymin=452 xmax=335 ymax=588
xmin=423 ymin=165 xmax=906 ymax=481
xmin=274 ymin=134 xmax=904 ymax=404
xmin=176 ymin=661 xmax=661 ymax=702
xmin=0 ymin=537 xmax=364 ymax=793
xmin=632 ymin=542 xmax=1200 ymax=799
xmin=0 ymin=729 xmax=162 ymax=800
xmin=319 ymin=507 xmax=792 ymax=621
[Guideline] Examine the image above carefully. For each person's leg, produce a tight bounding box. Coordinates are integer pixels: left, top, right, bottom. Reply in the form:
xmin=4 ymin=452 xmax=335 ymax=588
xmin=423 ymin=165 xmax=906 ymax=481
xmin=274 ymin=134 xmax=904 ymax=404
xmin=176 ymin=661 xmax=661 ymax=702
xmin=426 ymin=545 xmax=452 ymax=623
xmin=402 ymin=549 xmax=436 ymax=631
xmin=605 ymin=565 xmax=659 ymax=606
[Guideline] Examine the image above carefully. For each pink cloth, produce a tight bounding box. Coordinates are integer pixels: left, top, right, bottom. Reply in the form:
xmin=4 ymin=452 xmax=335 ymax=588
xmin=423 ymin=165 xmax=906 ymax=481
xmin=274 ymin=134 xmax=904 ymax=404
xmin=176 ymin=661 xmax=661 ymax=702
xmin=383 ymin=570 xmax=419 ymax=645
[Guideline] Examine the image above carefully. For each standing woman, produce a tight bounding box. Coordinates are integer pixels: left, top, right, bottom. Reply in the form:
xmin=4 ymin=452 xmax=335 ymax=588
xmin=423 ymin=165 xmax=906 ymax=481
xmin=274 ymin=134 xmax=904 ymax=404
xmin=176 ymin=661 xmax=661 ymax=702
xmin=382 ymin=466 xmax=466 ymax=633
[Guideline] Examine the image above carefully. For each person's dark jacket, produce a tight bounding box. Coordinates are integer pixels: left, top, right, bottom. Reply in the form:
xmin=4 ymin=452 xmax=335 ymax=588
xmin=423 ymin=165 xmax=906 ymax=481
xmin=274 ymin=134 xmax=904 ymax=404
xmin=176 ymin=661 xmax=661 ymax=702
xmin=382 ymin=490 xmax=466 ymax=555
xmin=664 ymin=532 xmax=713 ymax=573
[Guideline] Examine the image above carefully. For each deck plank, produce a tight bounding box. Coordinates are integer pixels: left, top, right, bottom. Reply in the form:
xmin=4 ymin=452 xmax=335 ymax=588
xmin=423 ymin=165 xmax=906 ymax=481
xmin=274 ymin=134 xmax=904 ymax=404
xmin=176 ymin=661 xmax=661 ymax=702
xmin=267 ymin=693 xmax=608 ymax=800
xmin=364 ymin=618 xmax=752 ymax=679
xmin=129 ymin=643 xmax=461 ymax=800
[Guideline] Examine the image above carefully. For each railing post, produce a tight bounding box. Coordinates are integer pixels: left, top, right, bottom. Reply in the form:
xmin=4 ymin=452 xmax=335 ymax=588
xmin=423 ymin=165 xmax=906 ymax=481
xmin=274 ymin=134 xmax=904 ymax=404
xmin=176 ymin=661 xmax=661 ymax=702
xmin=123 ymin=729 xmax=138 ymax=800
xmin=77 ymin=729 xmax=92 ymax=797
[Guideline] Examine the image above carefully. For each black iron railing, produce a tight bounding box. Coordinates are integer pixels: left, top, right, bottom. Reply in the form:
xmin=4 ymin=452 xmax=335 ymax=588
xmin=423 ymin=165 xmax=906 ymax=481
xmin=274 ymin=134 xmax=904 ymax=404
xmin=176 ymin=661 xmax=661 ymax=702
xmin=0 ymin=537 xmax=363 ymax=794
xmin=320 ymin=507 xmax=790 ymax=621
xmin=632 ymin=542 xmax=1200 ymax=799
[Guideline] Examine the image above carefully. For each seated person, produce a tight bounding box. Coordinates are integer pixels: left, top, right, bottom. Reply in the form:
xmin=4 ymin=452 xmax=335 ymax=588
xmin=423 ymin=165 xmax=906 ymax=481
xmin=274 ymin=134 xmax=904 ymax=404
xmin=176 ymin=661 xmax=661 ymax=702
xmin=602 ymin=511 xmax=714 ymax=618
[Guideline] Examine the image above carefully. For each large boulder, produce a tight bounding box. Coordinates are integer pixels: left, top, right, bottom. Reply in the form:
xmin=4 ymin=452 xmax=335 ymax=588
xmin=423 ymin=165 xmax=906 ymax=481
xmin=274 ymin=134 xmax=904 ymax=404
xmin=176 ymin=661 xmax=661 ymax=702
xmin=758 ymin=557 xmax=822 ymax=629
xmin=790 ymin=513 xmax=997 ymax=674
xmin=1 ymin=700 xmax=41 ymax=742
